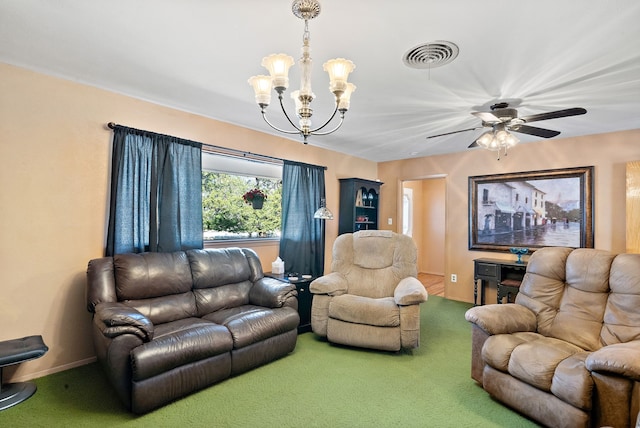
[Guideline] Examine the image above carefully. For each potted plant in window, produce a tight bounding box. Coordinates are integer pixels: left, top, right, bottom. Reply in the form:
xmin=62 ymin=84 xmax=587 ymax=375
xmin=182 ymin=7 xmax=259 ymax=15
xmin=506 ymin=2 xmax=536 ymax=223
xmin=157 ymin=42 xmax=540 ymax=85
xmin=243 ymin=188 xmax=267 ymax=209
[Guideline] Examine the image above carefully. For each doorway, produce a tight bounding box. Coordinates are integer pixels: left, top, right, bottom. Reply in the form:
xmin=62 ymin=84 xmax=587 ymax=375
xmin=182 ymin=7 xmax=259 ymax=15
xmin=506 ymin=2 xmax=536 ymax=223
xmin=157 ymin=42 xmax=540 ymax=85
xmin=402 ymin=177 xmax=446 ymax=296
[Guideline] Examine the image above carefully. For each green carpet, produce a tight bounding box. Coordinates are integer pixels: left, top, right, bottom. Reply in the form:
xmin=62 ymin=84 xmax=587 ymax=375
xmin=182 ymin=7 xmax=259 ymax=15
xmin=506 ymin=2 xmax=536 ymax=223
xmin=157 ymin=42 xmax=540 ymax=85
xmin=0 ymin=296 xmax=539 ymax=427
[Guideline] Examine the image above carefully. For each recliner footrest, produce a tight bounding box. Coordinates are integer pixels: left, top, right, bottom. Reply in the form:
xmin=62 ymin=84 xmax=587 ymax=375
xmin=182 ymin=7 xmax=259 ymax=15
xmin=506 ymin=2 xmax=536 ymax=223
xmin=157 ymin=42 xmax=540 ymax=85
xmin=0 ymin=335 xmax=48 ymax=411
xmin=0 ymin=336 xmax=48 ymax=367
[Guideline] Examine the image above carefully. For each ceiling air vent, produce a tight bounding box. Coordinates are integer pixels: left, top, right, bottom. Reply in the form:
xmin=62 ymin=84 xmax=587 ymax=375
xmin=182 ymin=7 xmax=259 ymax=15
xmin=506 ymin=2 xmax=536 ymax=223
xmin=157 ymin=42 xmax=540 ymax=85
xmin=403 ymin=41 xmax=459 ymax=69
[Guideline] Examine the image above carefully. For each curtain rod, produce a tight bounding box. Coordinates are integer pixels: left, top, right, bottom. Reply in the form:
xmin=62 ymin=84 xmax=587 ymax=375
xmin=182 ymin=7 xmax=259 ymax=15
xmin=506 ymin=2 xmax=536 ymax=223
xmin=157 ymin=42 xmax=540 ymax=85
xmin=106 ymin=122 xmax=327 ymax=170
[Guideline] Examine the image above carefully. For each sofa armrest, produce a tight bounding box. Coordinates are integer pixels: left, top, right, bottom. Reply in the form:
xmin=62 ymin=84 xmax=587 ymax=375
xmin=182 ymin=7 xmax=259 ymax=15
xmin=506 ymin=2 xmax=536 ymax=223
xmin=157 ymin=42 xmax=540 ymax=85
xmin=465 ymin=304 xmax=537 ymax=335
xmin=586 ymin=341 xmax=640 ymax=381
xmin=249 ymin=277 xmax=297 ymax=308
xmin=309 ymin=272 xmax=348 ymax=296
xmin=394 ymin=277 xmax=428 ymax=305
xmin=94 ymin=302 xmax=154 ymax=342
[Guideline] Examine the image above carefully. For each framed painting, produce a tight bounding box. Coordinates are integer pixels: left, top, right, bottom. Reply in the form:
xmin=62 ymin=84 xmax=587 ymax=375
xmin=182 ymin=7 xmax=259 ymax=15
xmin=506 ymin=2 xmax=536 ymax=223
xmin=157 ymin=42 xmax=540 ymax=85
xmin=469 ymin=166 xmax=594 ymax=252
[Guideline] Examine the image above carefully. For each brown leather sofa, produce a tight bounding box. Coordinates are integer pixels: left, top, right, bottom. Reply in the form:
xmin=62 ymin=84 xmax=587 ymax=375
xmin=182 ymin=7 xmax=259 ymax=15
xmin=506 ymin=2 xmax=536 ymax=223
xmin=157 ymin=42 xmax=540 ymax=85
xmin=86 ymin=248 xmax=299 ymax=413
xmin=465 ymin=247 xmax=640 ymax=428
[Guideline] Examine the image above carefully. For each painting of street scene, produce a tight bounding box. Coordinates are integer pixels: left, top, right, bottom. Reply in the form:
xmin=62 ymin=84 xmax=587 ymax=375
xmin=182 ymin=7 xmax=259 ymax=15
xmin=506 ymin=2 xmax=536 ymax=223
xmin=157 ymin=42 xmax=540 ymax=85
xmin=469 ymin=167 xmax=593 ymax=251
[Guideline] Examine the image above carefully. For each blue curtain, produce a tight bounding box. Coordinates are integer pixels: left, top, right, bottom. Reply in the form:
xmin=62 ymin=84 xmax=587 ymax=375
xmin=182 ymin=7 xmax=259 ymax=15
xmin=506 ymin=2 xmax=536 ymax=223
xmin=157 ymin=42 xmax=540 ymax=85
xmin=106 ymin=126 xmax=203 ymax=255
xmin=279 ymin=161 xmax=326 ymax=277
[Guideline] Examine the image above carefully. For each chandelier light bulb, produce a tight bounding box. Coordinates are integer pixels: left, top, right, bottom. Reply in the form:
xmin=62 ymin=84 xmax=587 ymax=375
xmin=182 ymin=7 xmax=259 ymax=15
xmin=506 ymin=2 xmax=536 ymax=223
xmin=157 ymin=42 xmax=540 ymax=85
xmin=323 ymin=58 xmax=356 ymax=94
xmin=247 ymin=75 xmax=272 ymax=106
xmin=338 ymin=83 xmax=356 ymax=111
xmin=261 ymin=54 xmax=295 ymax=91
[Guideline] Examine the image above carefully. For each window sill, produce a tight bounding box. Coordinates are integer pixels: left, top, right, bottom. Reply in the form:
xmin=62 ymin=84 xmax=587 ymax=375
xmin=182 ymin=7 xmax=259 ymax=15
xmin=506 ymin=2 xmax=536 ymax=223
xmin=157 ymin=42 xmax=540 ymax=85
xmin=204 ymin=238 xmax=280 ymax=249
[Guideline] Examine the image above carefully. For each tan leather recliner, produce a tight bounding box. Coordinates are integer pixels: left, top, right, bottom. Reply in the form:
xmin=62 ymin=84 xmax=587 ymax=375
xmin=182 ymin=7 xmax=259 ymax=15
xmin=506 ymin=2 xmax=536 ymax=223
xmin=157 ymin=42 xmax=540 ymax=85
xmin=465 ymin=247 xmax=640 ymax=428
xmin=310 ymin=230 xmax=428 ymax=351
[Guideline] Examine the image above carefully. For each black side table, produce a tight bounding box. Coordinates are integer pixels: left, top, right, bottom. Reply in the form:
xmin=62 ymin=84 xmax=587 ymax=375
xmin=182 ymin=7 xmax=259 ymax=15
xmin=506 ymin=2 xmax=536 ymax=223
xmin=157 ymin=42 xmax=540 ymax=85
xmin=265 ymin=273 xmax=315 ymax=333
xmin=473 ymin=258 xmax=527 ymax=305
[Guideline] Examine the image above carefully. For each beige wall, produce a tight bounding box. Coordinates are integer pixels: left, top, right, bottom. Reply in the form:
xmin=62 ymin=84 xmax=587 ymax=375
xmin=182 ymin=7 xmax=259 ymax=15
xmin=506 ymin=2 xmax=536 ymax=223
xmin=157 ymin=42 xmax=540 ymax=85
xmin=0 ymin=63 xmax=377 ymax=381
xmin=379 ymin=129 xmax=640 ymax=302
xmin=420 ymin=178 xmax=446 ymax=275
xmin=628 ymin=161 xmax=640 ymax=253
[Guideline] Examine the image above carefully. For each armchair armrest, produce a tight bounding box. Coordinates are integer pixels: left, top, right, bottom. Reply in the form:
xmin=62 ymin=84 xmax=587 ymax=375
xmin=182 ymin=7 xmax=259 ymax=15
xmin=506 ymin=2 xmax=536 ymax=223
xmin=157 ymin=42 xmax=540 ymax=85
xmin=465 ymin=304 xmax=537 ymax=335
xmin=250 ymin=277 xmax=297 ymax=308
xmin=94 ymin=302 xmax=154 ymax=342
xmin=586 ymin=341 xmax=640 ymax=381
xmin=394 ymin=277 xmax=428 ymax=305
xmin=310 ymin=272 xmax=348 ymax=296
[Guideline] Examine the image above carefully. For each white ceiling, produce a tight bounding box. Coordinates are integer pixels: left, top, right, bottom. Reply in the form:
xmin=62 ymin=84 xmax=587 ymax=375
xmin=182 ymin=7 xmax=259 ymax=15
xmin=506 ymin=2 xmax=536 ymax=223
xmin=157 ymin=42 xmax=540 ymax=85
xmin=2 ymin=0 xmax=639 ymax=162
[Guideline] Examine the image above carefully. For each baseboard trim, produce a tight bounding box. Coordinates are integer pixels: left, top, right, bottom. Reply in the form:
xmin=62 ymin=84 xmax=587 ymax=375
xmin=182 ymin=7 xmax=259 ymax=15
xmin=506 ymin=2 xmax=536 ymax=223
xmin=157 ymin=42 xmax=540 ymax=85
xmin=12 ymin=356 xmax=97 ymax=383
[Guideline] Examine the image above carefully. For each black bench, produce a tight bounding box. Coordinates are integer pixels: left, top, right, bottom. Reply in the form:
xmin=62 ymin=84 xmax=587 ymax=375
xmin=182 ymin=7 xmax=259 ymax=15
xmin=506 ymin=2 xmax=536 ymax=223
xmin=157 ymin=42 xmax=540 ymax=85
xmin=0 ymin=335 xmax=48 ymax=411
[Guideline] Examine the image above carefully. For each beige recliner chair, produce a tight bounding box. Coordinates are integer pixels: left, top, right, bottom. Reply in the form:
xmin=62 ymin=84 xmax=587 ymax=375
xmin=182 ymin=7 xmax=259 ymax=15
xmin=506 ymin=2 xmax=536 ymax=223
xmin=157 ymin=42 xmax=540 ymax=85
xmin=310 ymin=230 xmax=428 ymax=351
xmin=465 ymin=247 xmax=640 ymax=428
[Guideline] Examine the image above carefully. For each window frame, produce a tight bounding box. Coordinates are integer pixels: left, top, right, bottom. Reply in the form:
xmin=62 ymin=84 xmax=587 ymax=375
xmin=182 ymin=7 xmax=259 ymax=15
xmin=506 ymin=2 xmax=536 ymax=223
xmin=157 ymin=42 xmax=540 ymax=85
xmin=201 ymin=149 xmax=283 ymax=247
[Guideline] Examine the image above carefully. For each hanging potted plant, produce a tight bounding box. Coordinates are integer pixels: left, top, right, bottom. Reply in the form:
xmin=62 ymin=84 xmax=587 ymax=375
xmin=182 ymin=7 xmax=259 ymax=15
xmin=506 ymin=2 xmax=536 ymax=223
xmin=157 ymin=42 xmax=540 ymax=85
xmin=243 ymin=188 xmax=267 ymax=209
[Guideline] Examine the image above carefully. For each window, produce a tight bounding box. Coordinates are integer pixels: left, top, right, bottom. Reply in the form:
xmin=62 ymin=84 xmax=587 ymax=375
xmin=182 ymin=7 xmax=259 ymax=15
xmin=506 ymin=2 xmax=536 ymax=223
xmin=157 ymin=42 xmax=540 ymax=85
xmin=202 ymin=151 xmax=282 ymax=242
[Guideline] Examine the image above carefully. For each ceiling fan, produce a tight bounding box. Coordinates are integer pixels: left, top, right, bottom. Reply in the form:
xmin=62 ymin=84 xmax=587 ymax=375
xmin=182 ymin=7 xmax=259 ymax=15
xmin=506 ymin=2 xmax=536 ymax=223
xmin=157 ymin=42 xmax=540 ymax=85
xmin=425 ymin=102 xmax=587 ymax=149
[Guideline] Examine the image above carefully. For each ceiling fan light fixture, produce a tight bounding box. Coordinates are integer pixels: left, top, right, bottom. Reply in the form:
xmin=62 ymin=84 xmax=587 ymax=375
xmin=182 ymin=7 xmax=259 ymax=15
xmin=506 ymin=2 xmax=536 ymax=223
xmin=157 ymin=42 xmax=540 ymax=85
xmin=504 ymin=132 xmax=520 ymax=148
xmin=475 ymin=131 xmax=495 ymax=149
xmin=475 ymin=129 xmax=520 ymax=159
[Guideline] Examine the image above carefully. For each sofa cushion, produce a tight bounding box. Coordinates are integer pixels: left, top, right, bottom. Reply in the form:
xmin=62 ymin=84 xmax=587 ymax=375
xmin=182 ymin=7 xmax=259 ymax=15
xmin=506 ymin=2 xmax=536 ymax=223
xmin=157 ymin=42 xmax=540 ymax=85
xmin=601 ymin=253 xmax=640 ymax=345
xmin=482 ymin=332 xmax=542 ymax=373
xmin=483 ymin=333 xmax=593 ymax=410
xmin=114 ymin=252 xmax=193 ymax=300
xmin=510 ymin=336 xmax=585 ymax=391
xmin=329 ymin=295 xmax=400 ymax=327
xmin=124 ymin=291 xmax=197 ymax=325
xmin=546 ymin=249 xmax=614 ymax=351
xmin=203 ymin=305 xmax=299 ymax=349
xmin=193 ymin=281 xmax=253 ymax=316
xmin=130 ymin=318 xmax=233 ymax=382
xmin=551 ymin=352 xmax=593 ymax=410
xmin=187 ymin=248 xmax=255 ymax=288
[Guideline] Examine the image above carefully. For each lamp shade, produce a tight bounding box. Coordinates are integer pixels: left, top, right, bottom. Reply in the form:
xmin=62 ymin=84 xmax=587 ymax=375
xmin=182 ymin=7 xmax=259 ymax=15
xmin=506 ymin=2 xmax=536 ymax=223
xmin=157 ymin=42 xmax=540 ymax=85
xmin=323 ymin=58 xmax=355 ymax=94
xmin=248 ymin=75 xmax=272 ymax=106
xmin=503 ymin=132 xmax=520 ymax=148
xmin=475 ymin=131 xmax=495 ymax=149
xmin=314 ymin=199 xmax=334 ymax=220
xmin=314 ymin=206 xmax=334 ymax=220
xmin=261 ymin=54 xmax=295 ymax=90
xmin=338 ymin=83 xmax=356 ymax=111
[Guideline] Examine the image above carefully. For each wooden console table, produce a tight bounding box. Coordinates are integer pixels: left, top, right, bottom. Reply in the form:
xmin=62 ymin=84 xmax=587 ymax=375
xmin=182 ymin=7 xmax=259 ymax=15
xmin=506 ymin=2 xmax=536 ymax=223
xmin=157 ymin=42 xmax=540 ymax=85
xmin=473 ymin=258 xmax=528 ymax=305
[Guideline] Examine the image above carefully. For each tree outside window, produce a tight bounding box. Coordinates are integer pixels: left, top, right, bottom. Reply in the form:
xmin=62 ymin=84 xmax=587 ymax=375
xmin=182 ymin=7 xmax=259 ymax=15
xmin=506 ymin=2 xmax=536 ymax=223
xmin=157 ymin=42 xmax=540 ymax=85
xmin=202 ymin=172 xmax=282 ymax=241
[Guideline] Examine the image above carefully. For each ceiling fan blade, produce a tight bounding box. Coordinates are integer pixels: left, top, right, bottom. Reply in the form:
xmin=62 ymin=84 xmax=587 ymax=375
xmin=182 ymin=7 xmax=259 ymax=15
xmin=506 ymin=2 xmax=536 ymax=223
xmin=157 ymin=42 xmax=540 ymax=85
xmin=426 ymin=127 xmax=482 ymax=139
xmin=468 ymin=140 xmax=479 ymax=148
xmin=519 ymin=107 xmax=587 ymax=123
xmin=471 ymin=111 xmax=501 ymax=123
xmin=509 ymin=124 xmax=561 ymax=138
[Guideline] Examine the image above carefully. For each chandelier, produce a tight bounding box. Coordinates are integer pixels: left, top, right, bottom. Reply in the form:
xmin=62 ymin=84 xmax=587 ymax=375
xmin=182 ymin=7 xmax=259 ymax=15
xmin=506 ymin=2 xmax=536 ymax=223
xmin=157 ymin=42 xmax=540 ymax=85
xmin=475 ymin=123 xmax=520 ymax=160
xmin=248 ymin=0 xmax=356 ymax=144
